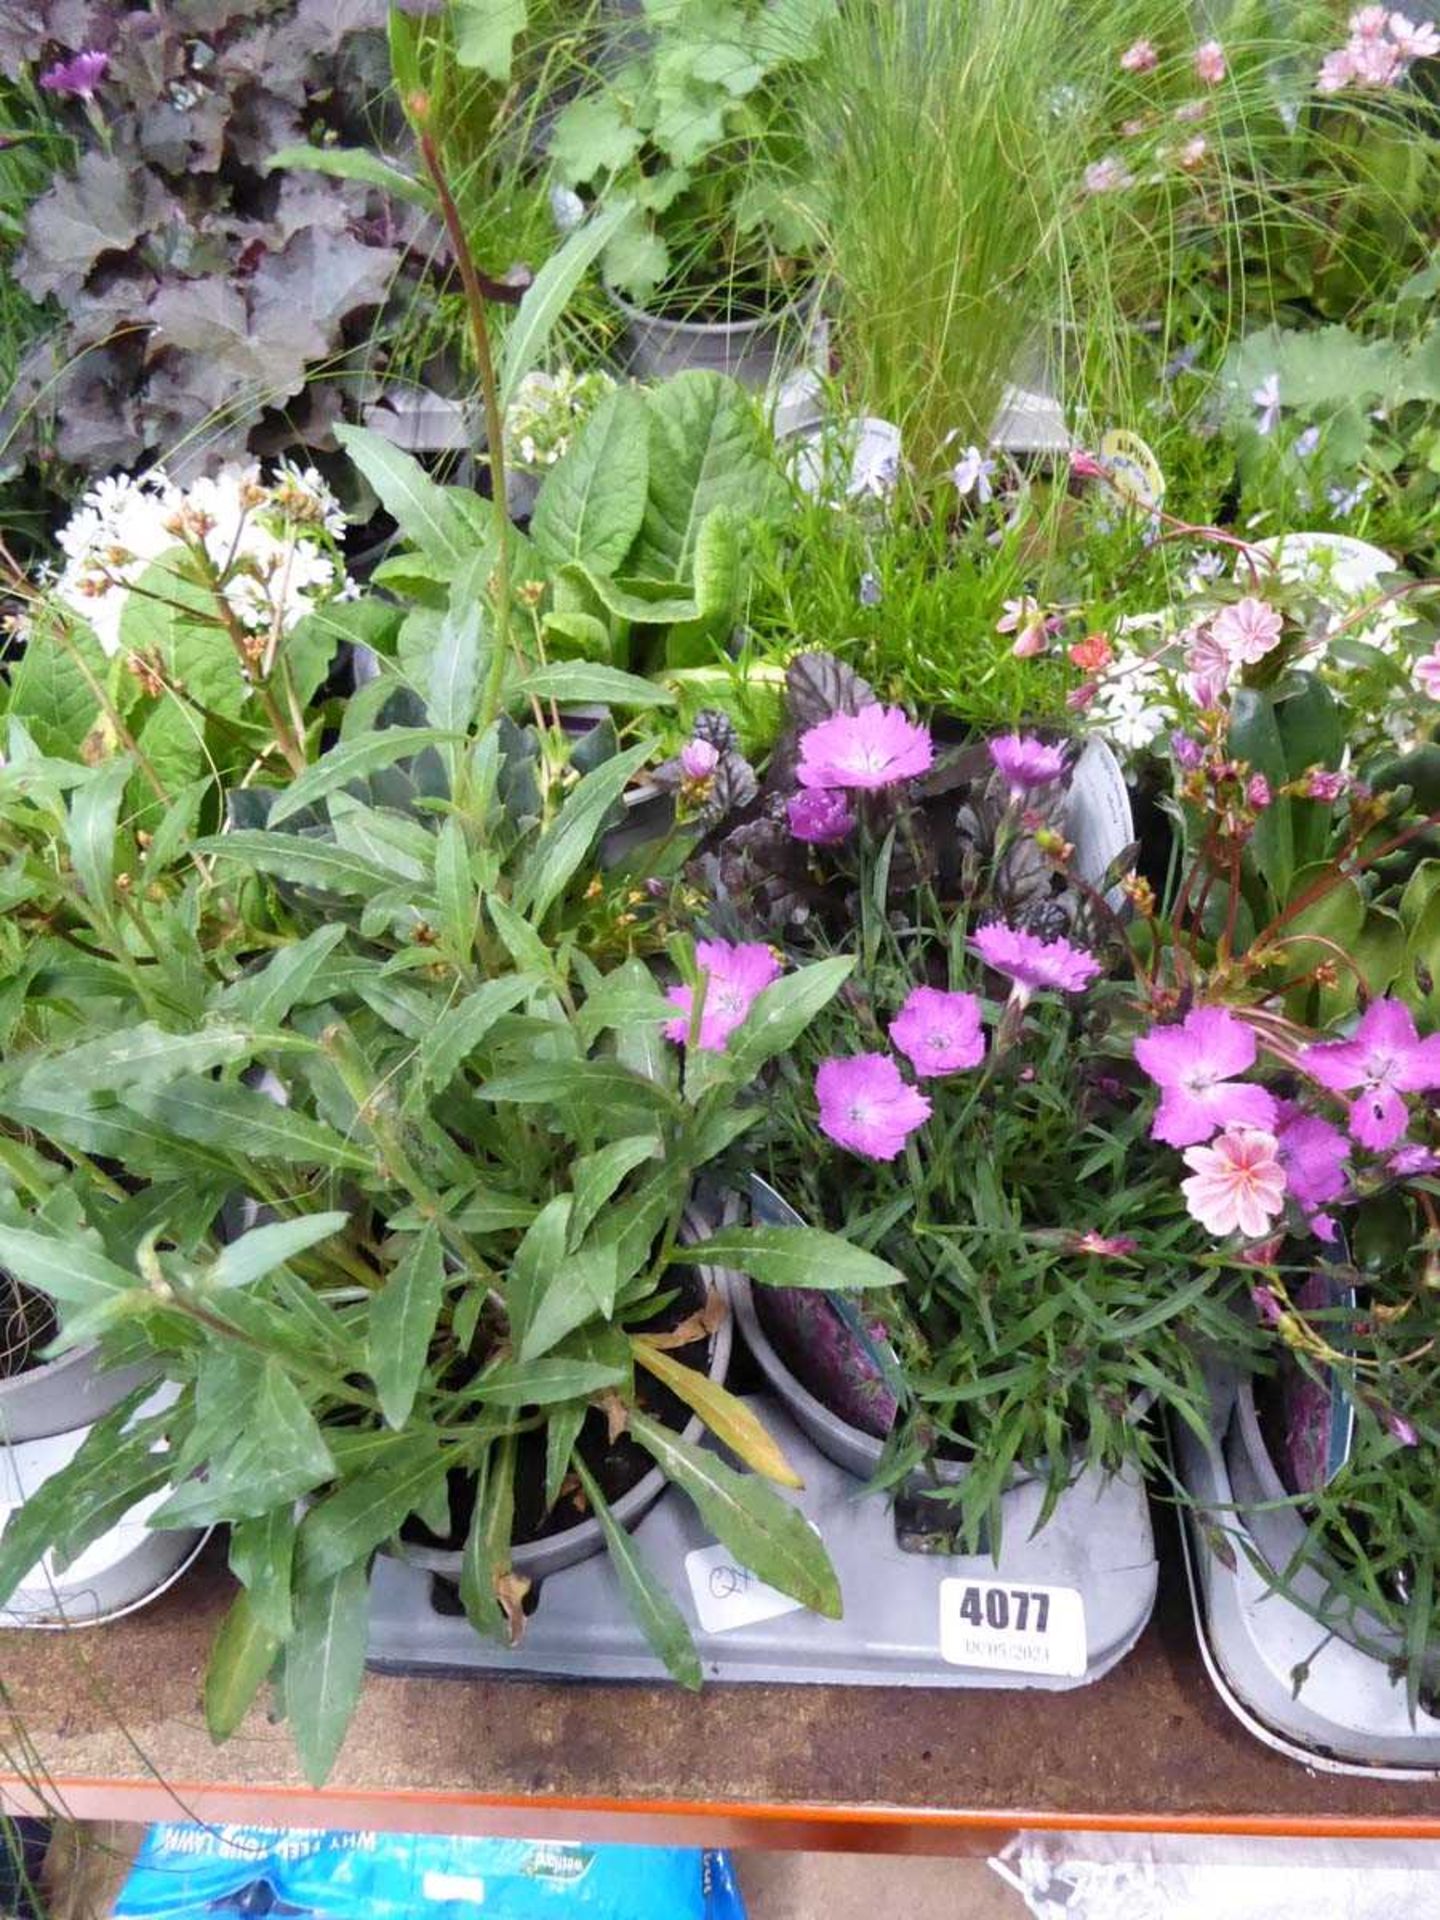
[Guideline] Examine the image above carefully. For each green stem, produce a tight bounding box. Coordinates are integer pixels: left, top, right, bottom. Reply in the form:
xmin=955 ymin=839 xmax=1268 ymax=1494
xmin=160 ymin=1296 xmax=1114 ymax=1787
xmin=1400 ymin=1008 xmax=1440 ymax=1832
xmin=415 ymin=119 xmax=513 ymax=739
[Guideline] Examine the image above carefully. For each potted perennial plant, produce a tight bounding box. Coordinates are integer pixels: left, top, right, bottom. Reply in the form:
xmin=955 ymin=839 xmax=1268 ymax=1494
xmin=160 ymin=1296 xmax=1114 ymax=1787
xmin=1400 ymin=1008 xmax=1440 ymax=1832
xmin=658 ymin=652 xmax=1256 ymax=1545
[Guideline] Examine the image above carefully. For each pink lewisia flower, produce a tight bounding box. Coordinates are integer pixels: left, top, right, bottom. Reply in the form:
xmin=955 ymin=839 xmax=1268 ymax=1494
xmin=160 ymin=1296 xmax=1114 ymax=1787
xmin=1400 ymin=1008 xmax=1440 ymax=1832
xmin=1353 ymin=5 xmax=1391 ymax=33
xmin=39 ymin=49 xmax=109 ymax=99
xmin=1301 ymin=997 xmax=1440 ymax=1149
xmin=786 ymin=788 xmax=855 ymax=845
xmin=1317 ymin=45 xmax=1359 ymax=89
xmin=1304 ymin=768 xmax=1348 ymax=801
xmin=971 ymin=922 xmax=1101 ymax=1000
xmin=795 ymin=705 xmax=934 ymax=791
xmin=815 ymin=1053 xmax=932 ymax=1162
xmin=988 ymin=733 xmax=1066 ymax=795
xmin=1247 ymin=773 xmax=1272 ymax=810
xmin=1184 ymin=627 xmax=1233 ymax=709
xmin=1177 ymin=135 xmax=1208 ymax=170
xmin=1071 ymin=1230 xmax=1138 ymax=1257
xmin=1413 ymin=647 xmax=1440 ymax=699
xmin=1391 ymin=13 xmax=1440 ymax=58
xmin=1171 ymin=731 xmax=1204 ymax=769
xmin=678 ymin=738 xmax=719 ymax=780
xmin=1252 ymin=1284 xmax=1286 ymax=1327
xmin=1084 ymin=156 xmax=1135 ymax=194
xmin=1194 ymin=38 xmax=1227 ymax=83
xmin=1274 ymin=1104 xmax=1351 ymax=1212
xmin=1351 ymin=33 xmax=1404 ymax=81
xmin=1213 ymin=596 xmax=1284 ymax=665
xmin=1068 ymin=633 xmax=1113 ymax=673
xmin=1121 ymin=37 xmax=1159 ymax=70
xmin=1135 ymin=1005 xmax=1279 ymax=1148
xmin=1182 ymin=1126 xmax=1288 ymax=1237
xmin=1381 ymin=1406 xmax=1420 ymax=1447
xmin=889 ymin=986 xmax=986 ymax=1078
xmin=663 ymin=939 xmax=780 ymax=1053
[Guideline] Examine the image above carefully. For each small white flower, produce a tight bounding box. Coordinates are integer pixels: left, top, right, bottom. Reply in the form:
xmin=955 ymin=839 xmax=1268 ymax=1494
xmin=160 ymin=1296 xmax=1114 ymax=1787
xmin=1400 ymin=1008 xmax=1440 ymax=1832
xmin=1251 ymin=373 xmax=1281 ymax=436
xmin=950 ymin=445 xmax=996 ymax=504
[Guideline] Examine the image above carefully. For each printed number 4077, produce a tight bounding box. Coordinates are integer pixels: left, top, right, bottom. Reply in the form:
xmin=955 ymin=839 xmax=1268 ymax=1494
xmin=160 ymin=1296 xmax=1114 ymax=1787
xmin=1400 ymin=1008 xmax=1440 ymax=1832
xmin=955 ymin=1585 xmax=1049 ymax=1633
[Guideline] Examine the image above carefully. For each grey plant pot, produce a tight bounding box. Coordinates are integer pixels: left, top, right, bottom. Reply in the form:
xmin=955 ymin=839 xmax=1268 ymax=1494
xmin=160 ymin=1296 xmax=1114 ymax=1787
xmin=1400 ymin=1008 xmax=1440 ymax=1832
xmin=395 ymin=1219 xmax=735 ymax=1586
xmin=608 ymin=287 xmax=808 ymax=389
xmin=1225 ymin=1374 xmax=1430 ymax=1682
xmin=0 ymin=1342 xmax=154 ymax=1446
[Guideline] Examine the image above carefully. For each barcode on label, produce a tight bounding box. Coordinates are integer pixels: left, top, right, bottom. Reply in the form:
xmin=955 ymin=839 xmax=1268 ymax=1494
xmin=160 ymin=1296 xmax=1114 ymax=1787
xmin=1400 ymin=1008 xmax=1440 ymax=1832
xmin=938 ymin=1577 xmax=1087 ymax=1678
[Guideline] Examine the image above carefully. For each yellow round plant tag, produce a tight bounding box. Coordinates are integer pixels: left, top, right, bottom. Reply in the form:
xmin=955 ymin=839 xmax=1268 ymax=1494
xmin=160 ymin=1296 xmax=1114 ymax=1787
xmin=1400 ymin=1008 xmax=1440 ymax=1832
xmin=1099 ymin=430 xmax=1166 ymax=512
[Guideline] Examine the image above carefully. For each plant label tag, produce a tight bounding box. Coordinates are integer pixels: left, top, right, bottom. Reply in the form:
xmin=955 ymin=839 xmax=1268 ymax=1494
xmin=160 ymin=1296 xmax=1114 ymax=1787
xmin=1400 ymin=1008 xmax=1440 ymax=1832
xmin=938 ymin=1577 xmax=1087 ymax=1678
xmin=685 ymin=1543 xmax=806 ymax=1636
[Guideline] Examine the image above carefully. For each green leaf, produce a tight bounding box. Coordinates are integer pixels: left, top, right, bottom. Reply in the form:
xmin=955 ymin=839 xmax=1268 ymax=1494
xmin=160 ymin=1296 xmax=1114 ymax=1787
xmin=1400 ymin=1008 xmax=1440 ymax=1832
xmin=368 ymin=1225 xmax=445 ymax=1429
xmin=548 ymin=96 xmax=644 ymax=187
xmin=470 ymin=1354 xmax=627 ymax=1407
xmin=0 ymin=1392 xmax=168 ymax=1606
xmin=516 ymin=1241 xmax=622 ymax=1364
xmin=229 ymin=1508 xmax=297 ymax=1639
xmin=481 ymin=1058 xmax=678 ymax=1119
xmin=1228 ymin=689 xmax=1293 ymax=902
xmin=544 ymin=1401 xmax=587 ymax=1513
xmin=0 ymin=1223 xmax=136 ymax=1310
xmin=14 ymin=1022 xmax=264 ymax=1099
xmin=509 ymin=662 xmax=674 ymax=710
xmin=722 ymin=956 xmax=854 ymax=1083
xmin=676 ymin=1225 xmax=906 ymax=1292
xmin=531 ymin=388 xmax=651 ymax=574
xmin=194 ymin=830 xmax=397 ymax=900
xmin=633 ymin=371 xmax=789 ymax=579
xmin=298 ymin=1437 xmax=449 ymax=1585
xmin=486 ymin=894 xmax=557 ymax=977
xmin=205 ymin=1589 xmax=281 ymax=1741
xmin=67 ymin=756 xmax=132 ymax=919
xmin=334 ymin=424 xmax=487 ymax=567
xmin=210 ymin=1212 xmax=351 ymax=1292
xmin=574 ymin=1456 xmax=701 ymax=1688
xmin=151 ymin=1360 xmax=335 ymax=1527
xmin=460 ymin=1435 xmax=515 ymax=1642
xmin=268 ymin=729 xmax=456 ymax=826
xmin=416 ymin=974 xmax=542 ymax=1096
xmin=512 ymin=740 xmax=652 ymax=922
xmin=426 ymin=594 xmax=487 ymax=736
xmin=569 ymin=1137 xmax=659 ymax=1246
xmin=498 ymin=203 xmax=634 ymax=411
xmin=215 ymin=925 xmax=348 ymax=1027
xmin=453 ymin=0 xmax=527 ymax=79
xmin=630 ymin=1412 xmax=840 ymax=1617
xmin=561 ymin=565 xmax=698 ymax=626
xmin=573 ymin=966 xmax=671 ymax=1047
xmin=131 ymin=1077 xmax=372 ymax=1171
xmin=267 ymin=144 xmax=434 ymax=209
xmin=434 ymin=817 xmax=476 ymax=966
xmin=284 ymin=1561 xmax=369 ymax=1786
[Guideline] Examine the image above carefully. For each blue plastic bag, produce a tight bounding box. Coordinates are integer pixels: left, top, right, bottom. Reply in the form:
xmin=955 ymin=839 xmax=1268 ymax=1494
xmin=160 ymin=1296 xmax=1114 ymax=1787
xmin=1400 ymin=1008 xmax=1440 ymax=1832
xmin=115 ymin=1824 xmax=747 ymax=1920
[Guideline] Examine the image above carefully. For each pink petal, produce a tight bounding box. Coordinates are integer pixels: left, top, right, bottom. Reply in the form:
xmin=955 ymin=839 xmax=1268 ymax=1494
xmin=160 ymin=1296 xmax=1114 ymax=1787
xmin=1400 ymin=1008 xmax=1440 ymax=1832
xmin=1348 ymin=1085 xmax=1410 ymax=1150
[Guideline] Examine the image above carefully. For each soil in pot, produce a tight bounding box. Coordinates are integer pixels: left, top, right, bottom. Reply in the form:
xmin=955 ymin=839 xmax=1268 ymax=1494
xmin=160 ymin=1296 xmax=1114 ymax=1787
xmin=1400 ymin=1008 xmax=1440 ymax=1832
xmin=402 ymin=1265 xmax=716 ymax=1556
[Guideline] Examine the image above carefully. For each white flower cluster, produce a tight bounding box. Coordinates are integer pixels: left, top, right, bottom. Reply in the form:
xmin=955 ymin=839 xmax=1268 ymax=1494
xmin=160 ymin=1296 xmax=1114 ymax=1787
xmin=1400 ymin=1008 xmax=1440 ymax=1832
xmin=1088 ymin=645 xmax=1176 ymax=756
xmin=503 ymin=368 xmax=616 ymax=472
xmin=53 ymin=460 xmax=350 ymax=658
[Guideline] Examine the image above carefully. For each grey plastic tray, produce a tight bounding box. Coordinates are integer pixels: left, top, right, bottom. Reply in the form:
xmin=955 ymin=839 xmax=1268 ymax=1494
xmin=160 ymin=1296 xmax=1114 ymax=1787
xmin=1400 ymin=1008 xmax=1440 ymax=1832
xmin=368 ymin=1398 xmax=1157 ymax=1690
xmin=1174 ymin=1366 xmax=1440 ymax=1776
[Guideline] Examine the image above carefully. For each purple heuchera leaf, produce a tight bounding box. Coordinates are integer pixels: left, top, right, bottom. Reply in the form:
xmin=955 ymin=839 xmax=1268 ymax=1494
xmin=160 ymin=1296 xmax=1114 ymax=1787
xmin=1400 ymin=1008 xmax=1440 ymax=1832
xmin=815 ymin=1053 xmax=932 ymax=1161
